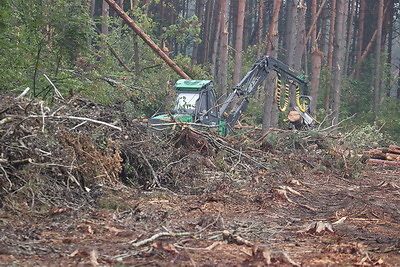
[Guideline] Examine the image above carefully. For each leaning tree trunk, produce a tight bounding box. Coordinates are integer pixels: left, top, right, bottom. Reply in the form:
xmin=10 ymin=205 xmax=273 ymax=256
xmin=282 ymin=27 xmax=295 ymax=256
xmin=373 ymin=0 xmax=384 ymax=118
xmin=350 ymin=5 xmax=388 ymax=78
xmin=104 ymin=0 xmax=191 ymax=79
xmin=331 ymin=0 xmax=347 ymax=127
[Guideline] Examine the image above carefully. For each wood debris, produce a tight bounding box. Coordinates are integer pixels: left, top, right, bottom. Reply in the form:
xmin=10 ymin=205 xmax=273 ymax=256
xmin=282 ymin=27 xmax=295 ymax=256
xmin=302 ymin=221 xmax=334 ymax=234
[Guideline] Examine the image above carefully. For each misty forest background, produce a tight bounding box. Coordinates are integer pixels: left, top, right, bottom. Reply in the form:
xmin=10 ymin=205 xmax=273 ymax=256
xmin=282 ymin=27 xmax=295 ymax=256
xmin=1 ymin=0 xmax=399 ymax=140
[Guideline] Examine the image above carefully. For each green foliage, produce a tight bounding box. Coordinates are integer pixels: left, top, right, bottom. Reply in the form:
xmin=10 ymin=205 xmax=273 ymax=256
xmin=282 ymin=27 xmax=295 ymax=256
xmin=374 ymin=99 xmax=400 ymax=142
xmin=173 ymin=54 xmax=211 ymax=80
xmin=342 ymin=123 xmax=390 ymax=149
xmin=0 ymin=0 xmax=93 ymax=94
xmin=162 ymin=15 xmax=201 ymax=45
xmin=317 ymin=51 xmax=398 ymax=143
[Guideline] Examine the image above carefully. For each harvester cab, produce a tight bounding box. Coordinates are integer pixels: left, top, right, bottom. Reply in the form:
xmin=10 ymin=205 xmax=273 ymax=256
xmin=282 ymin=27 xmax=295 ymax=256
xmin=172 ymin=79 xmax=219 ymax=125
xmin=149 ymin=79 xmax=223 ymax=133
xmin=149 ymin=56 xmax=319 ymax=136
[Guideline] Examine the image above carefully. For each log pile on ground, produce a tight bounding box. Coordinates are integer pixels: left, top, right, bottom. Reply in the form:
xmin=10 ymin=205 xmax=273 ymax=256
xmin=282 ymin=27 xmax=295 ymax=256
xmin=364 ymin=145 xmax=400 ymax=167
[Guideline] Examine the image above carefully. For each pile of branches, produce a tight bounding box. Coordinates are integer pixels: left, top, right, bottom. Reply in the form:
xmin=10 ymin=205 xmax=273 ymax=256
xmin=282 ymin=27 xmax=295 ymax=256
xmin=2 ymin=92 xmax=386 ymax=212
xmin=0 ymin=93 xmax=259 ymax=211
xmin=0 ymin=94 xmax=132 ymax=208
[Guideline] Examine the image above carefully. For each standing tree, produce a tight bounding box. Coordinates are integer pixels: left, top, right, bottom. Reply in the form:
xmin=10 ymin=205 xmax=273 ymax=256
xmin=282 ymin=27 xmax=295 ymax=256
xmin=331 ymin=0 xmax=347 ymax=126
xmin=256 ymin=0 xmax=265 ymax=58
xmin=373 ymin=0 xmax=384 ymax=118
xmin=102 ymin=0 xmax=109 ymax=35
xmin=309 ymin=0 xmax=323 ymax=115
xmin=293 ymin=0 xmax=306 ymax=71
xmin=232 ymin=0 xmax=246 ymax=86
xmin=284 ymin=0 xmax=298 ymax=107
xmin=219 ymin=0 xmax=229 ymax=101
xmin=191 ymin=0 xmax=206 ymax=65
xmin=262 ymin=0 xmax=282 ymax=133
xmin=353 ymin=0 xmax=366 ymax=79
xmin=210 ymin=1 xmax=221 ymax=78
xmin=324 ymin=0 xmax=337 ymax=111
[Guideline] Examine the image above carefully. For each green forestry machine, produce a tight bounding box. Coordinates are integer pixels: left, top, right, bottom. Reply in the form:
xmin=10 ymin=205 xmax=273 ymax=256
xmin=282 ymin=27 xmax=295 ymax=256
xmin=149 ymin=56 xmax=319 ymax=136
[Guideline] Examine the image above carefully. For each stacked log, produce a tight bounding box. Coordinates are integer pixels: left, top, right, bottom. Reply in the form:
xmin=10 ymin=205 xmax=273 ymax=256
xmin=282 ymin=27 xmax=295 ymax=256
xmin=364 ymin=145 xmax=400 ymax=167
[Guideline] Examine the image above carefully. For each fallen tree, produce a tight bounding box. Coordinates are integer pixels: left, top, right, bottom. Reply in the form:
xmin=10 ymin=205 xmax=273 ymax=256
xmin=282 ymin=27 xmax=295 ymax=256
xmin=104 ymin=0 xmax=191 ymax=79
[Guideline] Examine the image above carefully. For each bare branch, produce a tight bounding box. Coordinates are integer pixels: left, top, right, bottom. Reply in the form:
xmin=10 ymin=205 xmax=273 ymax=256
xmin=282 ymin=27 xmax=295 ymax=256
xmin=129 ymin=231 xmax=194 ymax=247
xmin=29 ymin=115 xmax=122 ymax=131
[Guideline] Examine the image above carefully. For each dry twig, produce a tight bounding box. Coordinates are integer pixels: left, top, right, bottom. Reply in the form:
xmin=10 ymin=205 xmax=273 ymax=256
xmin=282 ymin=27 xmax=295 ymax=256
xmin=129 ymin=231 xmax=194 ymax=247
xmin=29 ymin=115 xmax=122 ymax=131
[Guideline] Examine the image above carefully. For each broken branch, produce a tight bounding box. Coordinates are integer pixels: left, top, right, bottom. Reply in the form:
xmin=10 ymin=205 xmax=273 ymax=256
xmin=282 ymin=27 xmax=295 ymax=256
xmin=129 ymin=231 xmax=193 ymax=247
xmin=222 ymin=230 xmax=254 ymax=247
xmin=29 ymin=115 xmax=122 ymax=131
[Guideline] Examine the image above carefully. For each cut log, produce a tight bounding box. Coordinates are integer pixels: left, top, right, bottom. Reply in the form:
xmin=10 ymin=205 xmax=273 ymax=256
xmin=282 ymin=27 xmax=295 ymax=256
xmin=366 ymin=158 xmax=400 ymax=167
xmin=364 ymin=149 xmax=386 ymax=159
xmin=386 ymin=153 xmax=400 ymax=161
xmin=388 ymin=145 xmax=400 ymax=154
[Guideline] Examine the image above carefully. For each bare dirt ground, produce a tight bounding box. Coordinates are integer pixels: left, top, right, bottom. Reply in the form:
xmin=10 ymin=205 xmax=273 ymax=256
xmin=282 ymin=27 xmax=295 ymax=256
xmin=1 ymin=94 xmax=400 ymax=266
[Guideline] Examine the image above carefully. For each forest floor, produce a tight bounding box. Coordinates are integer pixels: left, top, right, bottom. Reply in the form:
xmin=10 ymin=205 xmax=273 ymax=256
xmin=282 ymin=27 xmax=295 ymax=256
xmin=1 ymin=94 xmax=400 ymax=266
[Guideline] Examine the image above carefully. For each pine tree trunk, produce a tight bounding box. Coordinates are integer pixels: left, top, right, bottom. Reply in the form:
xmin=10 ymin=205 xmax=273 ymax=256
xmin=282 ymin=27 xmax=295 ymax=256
xmin=354 ymin=0 xmax=366 ymax=79
xmin=318 ymin=2 xmax=327 ymax=56
xmin=310 ymin=0 xmax=323 ymax=115
xmin=102 ymin=0 xmax=110 ymax=34
xmin=373 ymin=0 xmax=384 ymax=118
xmin=343 ymin=0 xmax=356 ymax=76
xmin=324 ymin=0 xmax=336 ymax=111
xmin=284 ymin=0 xmax=298 ymax=107
xmin=398 ymin=69 xmax=400 ymax=99
xmin=331 ymin=0 xmax=347 ymax=127
xmin=350 ymin=4 xmax=388 ymax=78
xmin=191 ymin=0 xmax=205 ymax=64
xmin=256 ymin=0 xmax=264 ymax=58
xmin=386 ymin=0 xmax=394 ymax=97
xmin=285 ymin=0 xmax=297 ymax=68
xmin=293 ymin=0 xmax=306 ymax=71
xmin=90 ymin=0 xmax=96 ymax=19
xmin=233 ymin=0 xmax=246 ymax=86
xmin=131 ymin=0 xmax=140 ymax=77
xmin=265 ymin=0 xmax=281 ymax=56
xmin=210 ymin=1 xmax=221 ymax=78
xmin=202 ymin=0 xmax=213 ymax=64
xmin=262 ymin=0 xmax=282 ymax=133
xmin=219 ymin=0 xmax=229 ymax=101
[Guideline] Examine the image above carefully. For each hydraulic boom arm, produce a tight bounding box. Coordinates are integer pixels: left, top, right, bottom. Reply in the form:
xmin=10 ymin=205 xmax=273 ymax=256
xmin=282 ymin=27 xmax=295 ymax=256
xmin=220 ymin=56 xmax=315 ymax=131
